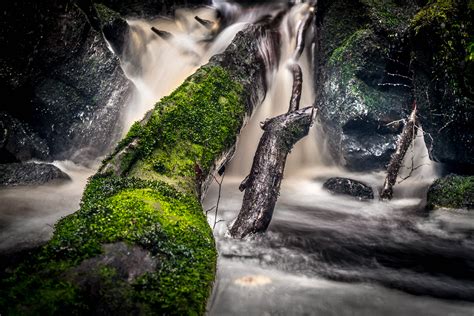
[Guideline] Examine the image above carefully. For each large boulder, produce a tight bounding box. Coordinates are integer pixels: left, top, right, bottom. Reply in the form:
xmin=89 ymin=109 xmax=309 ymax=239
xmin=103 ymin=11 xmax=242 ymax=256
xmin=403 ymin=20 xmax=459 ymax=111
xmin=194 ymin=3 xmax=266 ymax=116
xmin=0 ymin=163 xmax=70 ymax=186
xmin=0 ymin=112 xmax=49 ymax=163
xmin=315 ymin=0 xmax=418 ymax=171
xmin=0 ymin=0 xmax=131 ymax=163
xmin=410 ymin=0 xmax=474 ymax=173
xmin=315 ymin=0 xmax=473 ymax=173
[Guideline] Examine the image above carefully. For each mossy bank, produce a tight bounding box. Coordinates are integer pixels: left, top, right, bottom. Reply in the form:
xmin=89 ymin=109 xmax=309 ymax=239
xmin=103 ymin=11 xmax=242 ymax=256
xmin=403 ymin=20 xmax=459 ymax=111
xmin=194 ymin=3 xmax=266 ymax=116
xmin=427 ymin=175 xmax=474 ymax=210
xmin=0 ymin=19 xmax=277 ymax=314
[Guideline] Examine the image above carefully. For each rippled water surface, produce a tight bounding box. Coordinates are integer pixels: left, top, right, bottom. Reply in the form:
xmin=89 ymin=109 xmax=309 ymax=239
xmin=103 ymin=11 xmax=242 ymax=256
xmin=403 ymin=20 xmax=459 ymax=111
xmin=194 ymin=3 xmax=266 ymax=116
xmin=203 ymin=171 xmax=474 ymax=315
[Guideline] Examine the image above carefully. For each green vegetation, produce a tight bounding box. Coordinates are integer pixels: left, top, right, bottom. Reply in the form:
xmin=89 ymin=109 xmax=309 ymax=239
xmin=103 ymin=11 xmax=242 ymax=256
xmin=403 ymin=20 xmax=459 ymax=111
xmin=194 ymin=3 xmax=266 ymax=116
xmin=0 ymin=177 xmax=216 ymax=315
xmin=427 ymin=175 xmax=474 ymax=210
xmin=103 ymin=65 xmax=244 ymax=194
xmin=411 ymin=0 xmax=473 ymax=86
xmin=328 ymin=28 xmax=371 ymax=84
xmin=361 ymin=0 xmax=403 ymax=29
xmin=0 ymin=65 xmax=246 ymax=315
xmin=94 ymin=3 xmax=121 ymax=24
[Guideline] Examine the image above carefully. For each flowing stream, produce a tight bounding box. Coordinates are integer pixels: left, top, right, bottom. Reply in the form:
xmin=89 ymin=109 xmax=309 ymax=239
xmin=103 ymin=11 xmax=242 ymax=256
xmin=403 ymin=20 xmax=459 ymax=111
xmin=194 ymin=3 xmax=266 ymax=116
xmin=1 ymin=1 xmax=473 ymax=315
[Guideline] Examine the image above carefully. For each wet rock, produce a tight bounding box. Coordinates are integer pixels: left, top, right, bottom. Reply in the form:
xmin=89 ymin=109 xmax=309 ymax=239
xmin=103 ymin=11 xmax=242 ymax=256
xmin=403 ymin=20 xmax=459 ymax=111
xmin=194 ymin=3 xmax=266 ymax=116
xmin=0 ymin=0 xmax=131 ymax=163
xmin=0 ymin=163 xmax=70 ymax=186
xmin=65 ymin=242 xmax=158 ymax=315
xmin=0 ymin=112 xmax=49 ymax=163
xmin=323 ymin=177 xmax=374 ymax=200
xmin=315 ymin=0 xmax=418 ymax=171
xmin=427 ymin=174 xmax=474 ymax=210
xmin=410 ymin=1 xmax=474 ymax=171
xmin=96 ymin=3 xmax=130 ymax=56
xmin=314 ymin=0 xmax=473 ymax=173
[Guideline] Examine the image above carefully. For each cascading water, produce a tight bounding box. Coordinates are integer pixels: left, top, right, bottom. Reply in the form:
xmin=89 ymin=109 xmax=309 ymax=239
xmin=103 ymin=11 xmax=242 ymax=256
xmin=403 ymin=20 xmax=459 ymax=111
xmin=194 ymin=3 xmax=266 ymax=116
xmin=1 ymin=1 xmax=473 ymax=315
xmin=201 ymin=2 xmax=474 ymax=316
xmin=227 ymin=2 xmax=323 ymax=176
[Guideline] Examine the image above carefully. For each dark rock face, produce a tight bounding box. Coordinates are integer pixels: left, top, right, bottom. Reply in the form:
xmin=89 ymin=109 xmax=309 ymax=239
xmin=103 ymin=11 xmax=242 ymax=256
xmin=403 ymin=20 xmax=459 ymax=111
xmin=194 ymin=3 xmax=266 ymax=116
xmin=323 ymin=177 xmax=374 ymax=200
xmin=95 ymin=0 xmax=204 ymax=18
xmin=315 ymin=0 xmax=417 ymax=171
xmin=427 ymin=174 xmax=474 ymax=210
xmin=0 ymin=163 xmax=70 ymax=186
xmin=0 ymin=0 xmax=131 ymax=163
xmin=95 ymin=3 xmax=131 ymax=56
xmin=410 ymin=1 xmax=474 ymax=171
xmin=315 ymin=0 xmax=473 ymax=173
xmin=0 ymin=112 xmax=49 ymax=163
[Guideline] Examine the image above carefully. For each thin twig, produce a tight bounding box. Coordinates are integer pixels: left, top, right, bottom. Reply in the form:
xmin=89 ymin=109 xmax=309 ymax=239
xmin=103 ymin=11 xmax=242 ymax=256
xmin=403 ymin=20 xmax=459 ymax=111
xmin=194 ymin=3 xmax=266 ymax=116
xmin=213 ymin=172 xmax=225 ymax=230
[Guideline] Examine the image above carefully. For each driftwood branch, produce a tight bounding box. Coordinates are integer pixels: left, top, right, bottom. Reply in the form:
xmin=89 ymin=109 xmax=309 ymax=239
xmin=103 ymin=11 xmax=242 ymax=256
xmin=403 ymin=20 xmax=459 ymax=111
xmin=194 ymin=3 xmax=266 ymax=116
xmin=380 ymin=102 xmax=418 ymax=200
xmin=229 ymin=107 xmax=315 ymax=238
xmin=212 ymin=173 xmax=225 ymax=230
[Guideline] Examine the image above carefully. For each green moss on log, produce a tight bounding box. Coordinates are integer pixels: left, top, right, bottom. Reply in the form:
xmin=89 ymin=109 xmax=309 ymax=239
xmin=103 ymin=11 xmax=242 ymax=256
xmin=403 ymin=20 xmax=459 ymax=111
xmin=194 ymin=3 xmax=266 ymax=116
xmin=0 ymin=176 xmax=216 ymax=315
xmin=427 ymin=175 xmax=474 ymax=210
xmin=0 ymin=64 xmax=247 ymax=315
xmin=102 ymin=65 xmax=244 ymax=194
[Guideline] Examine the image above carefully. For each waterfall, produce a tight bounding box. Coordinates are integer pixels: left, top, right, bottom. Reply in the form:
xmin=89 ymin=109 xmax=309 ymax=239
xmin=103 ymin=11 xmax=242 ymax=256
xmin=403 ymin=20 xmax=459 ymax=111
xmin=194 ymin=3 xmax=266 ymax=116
xmin=119 ymin=2 xmax=290 ymax=133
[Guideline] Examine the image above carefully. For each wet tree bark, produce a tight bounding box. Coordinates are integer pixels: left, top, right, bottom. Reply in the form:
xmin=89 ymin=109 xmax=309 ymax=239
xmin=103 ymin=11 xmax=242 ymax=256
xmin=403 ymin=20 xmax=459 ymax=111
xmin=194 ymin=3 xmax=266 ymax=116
xmin=229 ymin=8 xmax=316 ymax=238
xmin=380 ymin=103 xmax=418 ymax=200
xmin=229 ymin=106 xmax=315 ymax=238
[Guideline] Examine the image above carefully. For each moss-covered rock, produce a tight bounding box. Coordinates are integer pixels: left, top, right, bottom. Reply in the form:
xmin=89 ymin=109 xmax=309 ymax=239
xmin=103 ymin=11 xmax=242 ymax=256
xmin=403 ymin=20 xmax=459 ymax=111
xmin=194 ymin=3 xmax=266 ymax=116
xmin=410 ymin=0 xmax=474 ymax=171
xmin=316 ymin=0 xmax=417 ymax=171
xmin=427 ymin=174 xmax=474 ymax=210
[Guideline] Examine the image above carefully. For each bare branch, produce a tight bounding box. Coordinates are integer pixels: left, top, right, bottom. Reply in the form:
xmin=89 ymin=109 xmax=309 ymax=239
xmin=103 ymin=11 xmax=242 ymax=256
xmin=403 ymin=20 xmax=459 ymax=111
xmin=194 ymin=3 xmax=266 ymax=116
xmin=151 ymin=27 xmax=172 ymax=40
xmin=380 ymin=102 xmax=418 ymax=200
xmin=195 ymin=16 xmax=215 ymax=29
xmin=287 ymin=63 xmax=303 ymax=112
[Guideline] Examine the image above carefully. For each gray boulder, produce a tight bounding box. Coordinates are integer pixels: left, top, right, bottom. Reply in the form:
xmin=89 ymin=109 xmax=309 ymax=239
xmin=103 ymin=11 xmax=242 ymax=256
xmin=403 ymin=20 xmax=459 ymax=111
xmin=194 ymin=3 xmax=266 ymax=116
xmin=0 ymin=112 xmax=49 ymax=163
xmin=323 ymin=177 xmax=374 ymax=200
xmin=0 ymin=163 xmax=70 ymax=186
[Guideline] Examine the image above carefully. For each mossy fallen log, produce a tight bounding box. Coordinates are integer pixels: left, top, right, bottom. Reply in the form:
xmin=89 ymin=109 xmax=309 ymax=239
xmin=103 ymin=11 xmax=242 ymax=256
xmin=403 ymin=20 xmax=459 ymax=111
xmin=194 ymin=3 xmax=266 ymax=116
xmin=0 ymin=22 xmax=279 ymax=315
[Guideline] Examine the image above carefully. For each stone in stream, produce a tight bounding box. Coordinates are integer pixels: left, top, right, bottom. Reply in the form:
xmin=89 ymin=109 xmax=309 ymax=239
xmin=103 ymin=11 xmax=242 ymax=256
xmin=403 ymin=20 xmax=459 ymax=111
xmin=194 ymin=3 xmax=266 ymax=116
xmin=0 ymin=163 xmax=70 ymax=187
xmin=0 ymin=112 xmax=50 ymax=163
xmin=323 ymin=177 xmax=374 ymax=200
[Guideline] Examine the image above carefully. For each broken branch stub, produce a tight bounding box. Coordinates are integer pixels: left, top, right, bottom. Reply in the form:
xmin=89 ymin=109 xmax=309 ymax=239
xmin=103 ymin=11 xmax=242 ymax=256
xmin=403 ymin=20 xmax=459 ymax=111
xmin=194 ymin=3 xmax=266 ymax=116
xmin=229 ymin=107 xmax=314 ymax=238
